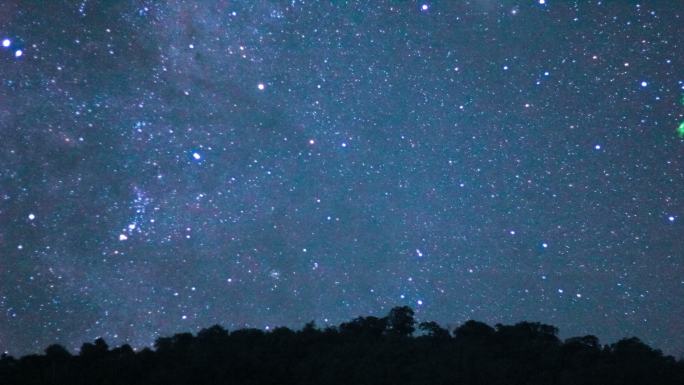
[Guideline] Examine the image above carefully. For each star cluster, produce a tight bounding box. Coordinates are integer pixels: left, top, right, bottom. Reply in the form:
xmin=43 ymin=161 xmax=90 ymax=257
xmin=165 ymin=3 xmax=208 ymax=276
xmin=0 ymin=1 xmax=682 ymax=356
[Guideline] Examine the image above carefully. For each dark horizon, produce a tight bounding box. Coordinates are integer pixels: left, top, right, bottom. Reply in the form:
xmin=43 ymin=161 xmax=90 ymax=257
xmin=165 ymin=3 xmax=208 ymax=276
xmin=2 ymin=306 xmax=683 ymax=385
xmin=3 ymin=307 xmax=682 ymax=359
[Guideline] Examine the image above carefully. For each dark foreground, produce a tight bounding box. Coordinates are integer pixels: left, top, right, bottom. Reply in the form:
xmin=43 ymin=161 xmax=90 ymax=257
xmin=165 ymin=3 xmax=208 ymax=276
xmin=2 ymin=306 xmax=682 ymax=385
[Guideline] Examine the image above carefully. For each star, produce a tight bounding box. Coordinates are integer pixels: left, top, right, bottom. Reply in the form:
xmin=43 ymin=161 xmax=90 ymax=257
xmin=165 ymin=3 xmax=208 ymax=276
xmin=2 ymin=39 xmax=10 ymax=47
xmin=257 ymin=83 xmax=265 ymax=90
xmin=192 ymin=152 xmax=202 ymax=160
xmin=14 ymin=49 xmax=22 ymax=58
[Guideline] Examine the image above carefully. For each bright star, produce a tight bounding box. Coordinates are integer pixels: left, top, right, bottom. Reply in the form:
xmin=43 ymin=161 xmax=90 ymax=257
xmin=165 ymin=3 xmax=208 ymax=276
xmin=2 ymin=39 xmax=10 ymax=47
xmin=668 ymin=216 xmax=675 ymax=222
xmin=542 ymin=243 xmax=548 ymax=248
xmin=119 ymin=234 xmax=128 ymax=241
xmin=14 ymin=49 xmax=22 ymax=58
xmin=641 ymin=81 xmax=648 ymax=87
xmin=594 ymin=144 xmax=601 ymax=150
xmin=421 ymin=4 xmax=429 ymax=11
xmin=539 ymin=0 xmax=546 ymax=4
xmin=28 ymin=213 xmax=35 ymax=221
xmin=257 ymin=83 xmax=265 ymax=90
xmin=192 ymin=152 xmax=201 ymax=160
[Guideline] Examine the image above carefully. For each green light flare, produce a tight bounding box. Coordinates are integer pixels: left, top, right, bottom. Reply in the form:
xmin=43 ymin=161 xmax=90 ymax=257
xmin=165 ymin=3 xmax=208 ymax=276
xmin=678 ymin=121 xmax=684 ymax=138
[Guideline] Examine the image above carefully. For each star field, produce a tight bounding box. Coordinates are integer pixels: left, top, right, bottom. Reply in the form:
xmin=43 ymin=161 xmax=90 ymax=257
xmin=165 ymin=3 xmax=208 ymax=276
xmin=0 ymin=1 xmax=683 ymax=356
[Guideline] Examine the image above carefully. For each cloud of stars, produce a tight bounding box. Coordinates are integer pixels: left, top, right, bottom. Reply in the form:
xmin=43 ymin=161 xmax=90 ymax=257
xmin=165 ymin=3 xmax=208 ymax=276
xmin=0 ymin=0 xmax=682 ymax=356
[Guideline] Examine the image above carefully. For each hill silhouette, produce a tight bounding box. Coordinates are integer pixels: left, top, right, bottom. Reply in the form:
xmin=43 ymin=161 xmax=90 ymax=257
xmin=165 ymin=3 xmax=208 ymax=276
xmin=1 ymin=306 xmax=682 ymax=385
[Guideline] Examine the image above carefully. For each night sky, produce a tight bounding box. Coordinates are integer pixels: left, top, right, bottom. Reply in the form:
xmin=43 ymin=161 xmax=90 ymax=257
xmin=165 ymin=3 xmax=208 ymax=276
xmin=1 ymin=0 xmax=683 ymax=356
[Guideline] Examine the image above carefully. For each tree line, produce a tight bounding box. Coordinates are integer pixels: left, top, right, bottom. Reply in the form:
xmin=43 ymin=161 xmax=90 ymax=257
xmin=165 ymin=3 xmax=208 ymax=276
xmin=1 ymin=306 xmax=682 ymax=385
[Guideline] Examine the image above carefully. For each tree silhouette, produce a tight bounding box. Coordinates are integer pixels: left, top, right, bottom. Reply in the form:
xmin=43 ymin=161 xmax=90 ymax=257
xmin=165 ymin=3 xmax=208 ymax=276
xmin=386 ymin=306 xmax=416 ymax=337
xmin=44 ymin=344 xmax=71 ymax=360
xmin=0 ymin=307 xmax=682 ymax=385
xmin=453 ymin=319 xmax=495 ymax=340
xmin=79 ymin=337 xmax=109 ymax=358
xmin=418 ymin=321 xmax=450 ymax=339
xmin=339 ymin=316 xmax=387 ymax=338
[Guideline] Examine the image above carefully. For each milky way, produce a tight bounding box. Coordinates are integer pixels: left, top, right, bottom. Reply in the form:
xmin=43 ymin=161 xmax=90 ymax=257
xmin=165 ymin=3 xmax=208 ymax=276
xmin=1 ymin=1 xmax=682 ymax=356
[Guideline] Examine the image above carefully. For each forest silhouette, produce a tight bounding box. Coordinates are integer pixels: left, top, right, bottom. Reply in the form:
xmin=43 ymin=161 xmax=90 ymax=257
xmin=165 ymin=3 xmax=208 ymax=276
xmin=1 ymin=306 xmax=682 ymax=385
